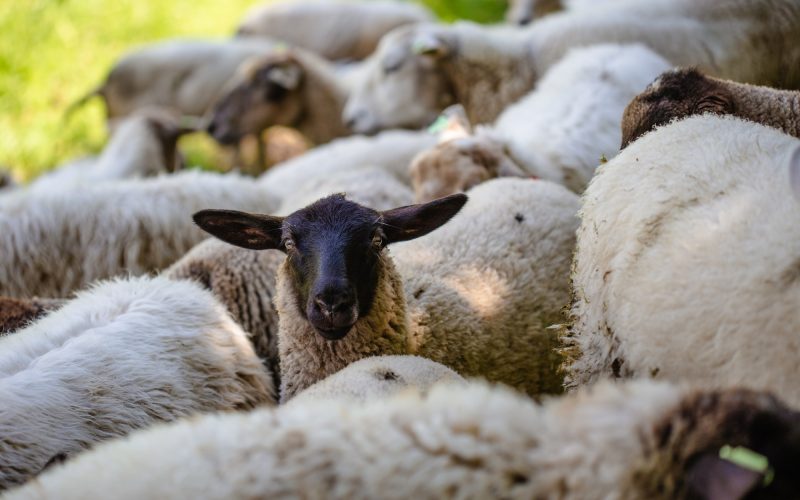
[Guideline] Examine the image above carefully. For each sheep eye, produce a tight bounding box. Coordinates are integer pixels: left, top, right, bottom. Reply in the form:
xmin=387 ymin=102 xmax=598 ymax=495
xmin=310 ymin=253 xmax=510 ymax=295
xmin=283 ymin=238 xmax=295 ymax=251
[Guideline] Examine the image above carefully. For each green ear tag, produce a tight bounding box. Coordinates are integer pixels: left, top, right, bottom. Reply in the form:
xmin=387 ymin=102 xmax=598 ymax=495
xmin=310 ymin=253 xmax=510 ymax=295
xmin=427 ymin=115 xmax=450 ymax=134
xmin=719 ymin=445 xmax=775 ymax=486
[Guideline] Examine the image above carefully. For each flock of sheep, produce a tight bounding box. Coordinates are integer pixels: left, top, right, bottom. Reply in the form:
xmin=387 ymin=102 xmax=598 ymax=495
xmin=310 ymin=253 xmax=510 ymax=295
xmin=2 ymin=0 xmax=800 ymax=498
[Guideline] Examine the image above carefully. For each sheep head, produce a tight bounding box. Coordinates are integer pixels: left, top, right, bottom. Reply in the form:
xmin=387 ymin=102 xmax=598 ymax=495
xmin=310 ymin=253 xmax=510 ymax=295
xmin=343 ymin=24 xmax=456 ymax=135
xmin=650 ymin=387 xmax=800 ymax=500
xmin=193 ymin=193 xmax=467 ymax=341
xmin=621 ymin=68 xmax=735 ymax=149
xmin=206 ymin=51 xmax=304 ymax=145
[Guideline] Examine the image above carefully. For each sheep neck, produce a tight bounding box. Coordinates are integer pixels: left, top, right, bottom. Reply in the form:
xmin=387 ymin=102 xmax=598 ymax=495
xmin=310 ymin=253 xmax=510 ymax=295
xmin=726 ymin=82 xmax=800 ymax=139
xmin=293 ymin=52 xmax=351 ymax=145
xmin=276 ymin=251 xmax=409 ymax=402
xmin=439 ymin=28 xmax=537 ymax=125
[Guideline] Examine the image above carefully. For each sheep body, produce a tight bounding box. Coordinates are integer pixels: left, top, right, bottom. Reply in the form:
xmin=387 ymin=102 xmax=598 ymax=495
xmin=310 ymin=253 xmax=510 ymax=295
xmin=278 ymin=178 xmax=579 ymax=400
xmin=85 ymin=38 xmax=277 ymax=120
xmin=0 ymin=170 xmax=277 ymax=298
xmin=0 ymin=276 xmax=274 ymax=490
xmin=564 ymin=115 xmax=800 ymax=407
xmin=410 ymin=43 xmax=671 ymax=199
xmin=8 ymin=379 xmax=800 ymax=499
xmin=288 ymin=355 xmax=465 ymax=406
xmin=347 ymin=0 xmax=800 ymax=133
xmin=236 ymin=0 xmax=434 ymax=61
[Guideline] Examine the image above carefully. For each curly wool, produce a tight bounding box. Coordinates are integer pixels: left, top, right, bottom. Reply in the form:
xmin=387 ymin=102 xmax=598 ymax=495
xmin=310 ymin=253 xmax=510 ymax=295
xmin=0 ymin=276 xmax=274 ymax=491
xmin=564 ymin=115 xmax=800 ymax=406
xmin=7 ymin=379 xmax=794 ymax=499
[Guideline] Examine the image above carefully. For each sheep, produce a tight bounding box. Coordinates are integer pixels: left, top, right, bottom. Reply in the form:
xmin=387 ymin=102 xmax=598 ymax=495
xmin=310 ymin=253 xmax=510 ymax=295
xmin=0 ymin=170 xmax=278 ymax=298
xmin=0 ymin=297 xmax=64 ymax=335
xmin=0 ymin=276 xmax=274 ymax=491
xmin=195 ymin=177 xmax=579 ymax=401
xmin=410 ymin=43 xmax=672 ymax=200
xmin=344 ymin=0 xmax=800 ymax=134
xmin=206 ymin=46 xmax=357 ymax=149
xmin=622 ymin=67 xmax=800 ymax=148
xmin=7 ymin=379 xmax=800 ymax=499
xmin=258 ymin=129 xmax=436 ymax=201
xmin=30 ymin=108 xmax=194 ymax=192
xmin=563 ymin=114 xmax=800 ymax=408
xmin=165 ymin=165 xmax=414 ymax=380
xmin=235 ymin=0 xmax=435 ymax=61
xmin=70 ymin=38 xmax=278 ymax=121
xmin=288 ymin=355 xmax=465 ymax=406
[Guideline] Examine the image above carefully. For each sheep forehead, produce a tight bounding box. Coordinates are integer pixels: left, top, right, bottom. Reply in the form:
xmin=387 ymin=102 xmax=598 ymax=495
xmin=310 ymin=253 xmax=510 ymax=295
xmin=285 ymin=195 xmax=380 ymax=238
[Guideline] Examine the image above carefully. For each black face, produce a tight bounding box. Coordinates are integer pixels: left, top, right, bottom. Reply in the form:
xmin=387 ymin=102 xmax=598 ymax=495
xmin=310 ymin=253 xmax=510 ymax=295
xmin=193 ymin=193 xmax=468 ymax=341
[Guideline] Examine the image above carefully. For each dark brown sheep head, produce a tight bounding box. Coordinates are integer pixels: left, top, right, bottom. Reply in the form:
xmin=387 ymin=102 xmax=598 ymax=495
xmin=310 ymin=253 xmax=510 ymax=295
xmin=207 ymin=52 xmax=304 ymax=145
xmin=621 ymin=68 xmax=735 ymax=149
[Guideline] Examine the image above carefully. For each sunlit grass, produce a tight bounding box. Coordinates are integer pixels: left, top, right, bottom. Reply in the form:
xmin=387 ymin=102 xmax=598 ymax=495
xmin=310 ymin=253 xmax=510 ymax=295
xmin=0 ymin=0 xmax=506 ymax=182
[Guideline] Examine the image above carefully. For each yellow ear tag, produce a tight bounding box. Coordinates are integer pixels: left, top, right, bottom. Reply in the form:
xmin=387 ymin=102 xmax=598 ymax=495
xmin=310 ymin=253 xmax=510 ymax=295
xmin=719 ymin=445 xmax=775 ymax=486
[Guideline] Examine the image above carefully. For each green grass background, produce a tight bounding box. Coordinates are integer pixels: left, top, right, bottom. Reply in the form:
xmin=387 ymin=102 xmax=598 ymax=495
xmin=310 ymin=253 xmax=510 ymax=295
xmin=0 ymin=0 xmax=506 ymax=182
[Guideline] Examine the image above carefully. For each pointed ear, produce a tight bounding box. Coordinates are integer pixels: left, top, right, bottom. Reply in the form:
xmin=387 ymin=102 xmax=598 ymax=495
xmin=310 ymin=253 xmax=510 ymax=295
xmin=412 ymin=32 xmax=449 ymax=58
xmin=686 ymin=453 xmax=764 ymax=500
xmin=789 ymin=145 xmax=800 ymax=202
xmin=193 ymin=209 xmax=284 ymax=250
xmin=380 ymin=193 xmax=467 ymax=244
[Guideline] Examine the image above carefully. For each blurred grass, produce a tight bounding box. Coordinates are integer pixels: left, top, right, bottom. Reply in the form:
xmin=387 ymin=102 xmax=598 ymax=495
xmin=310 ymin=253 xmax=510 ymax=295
xmin=0 ymin=0 xmax=507 ymax=182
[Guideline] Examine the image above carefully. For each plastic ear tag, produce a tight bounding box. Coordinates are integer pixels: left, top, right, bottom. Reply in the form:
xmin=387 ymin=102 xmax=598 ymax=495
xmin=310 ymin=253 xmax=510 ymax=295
xmin=427 ymin=115 xmax=450 ymax=134
xmin=719 ymin=445 xmax=775 ymax=486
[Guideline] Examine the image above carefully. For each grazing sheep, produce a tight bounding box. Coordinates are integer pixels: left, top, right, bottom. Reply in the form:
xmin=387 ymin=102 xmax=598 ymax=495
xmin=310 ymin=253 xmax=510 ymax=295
xmin=563 ymin=114 xmax=800 ymax=407
xmin=235 ymin=0 xmax=434 ymax=61
xmin=206 ymin=47 xmax=356 ymax=148
xmin=258 ymin=129 xmax=436 ymax=202
xmin=70 ymin=38 xmax=277 ymax=121
xmin=0 ymin=297 xmax=64 ymax=335
xmin=410 ymin=43 xmax=671 ymax=199
xmin=345 ymin=0 xmax=800 ymax=134
xmin=8 ymin=380 xmax=800 ymax=499
xmin=0 ymin=171 xmax=278 ymax=298
xmin=195 ymin=178 xmax=579 ymax=401
xmin=622 ymin=67 xmax=800 ymax=148
xmin=0 ymin=276 xmax=274 ymax=491
xmin=288 ymin=355 xmax=465 ymax=406
xmin=32 ymin=108 xmax=193 ymax=192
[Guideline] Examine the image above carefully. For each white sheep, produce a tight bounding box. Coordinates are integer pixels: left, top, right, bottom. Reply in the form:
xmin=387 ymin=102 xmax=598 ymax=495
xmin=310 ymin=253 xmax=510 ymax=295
xmin=195 ymin=177 xmax=579 ymax=401
xmin=410 ymin=43 xmax=672 ymax=199
xmin=0 ymin=276 xmax=274 ymax=491
xmin=564 ymin=114 xmax=800 ymax=408
xmin=7 ymin=379 xmax=800 ymax=499
xmin=258 ymin=129 xmax=436 ymax=201
xmin=0 ymin=170 xmax=278 ymax=298
xmin=621 ymin=67 xmax=800 ymax=148
xmin=288 ymin=355 xmax=465 ymax=406
xmin=235 ymin=0 xmax=434 ymax=61
xmin=30 ymin=108 xmax=193 ymax=192
xmin=71 ymin=38 xmax=278 ymax=121
xmin=345 ymin=0 xmax=800 ymax=134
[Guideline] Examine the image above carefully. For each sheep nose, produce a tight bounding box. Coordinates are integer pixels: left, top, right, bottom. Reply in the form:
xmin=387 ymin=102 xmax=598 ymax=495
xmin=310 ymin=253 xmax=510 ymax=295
xmin=344 ymin=110 xmax=370 ymax=133
xmin=314 ymin=292 xmax=354 ymax=318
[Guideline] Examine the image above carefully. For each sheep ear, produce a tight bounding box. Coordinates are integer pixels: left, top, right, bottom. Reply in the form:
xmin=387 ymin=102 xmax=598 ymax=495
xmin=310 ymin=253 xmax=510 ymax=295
xmin=193 ymin=209 xmax=284 ymax=250
xmin=686 ymin=453 xmax=763 ymax=500
xmin=412 ymin=32 xmax=448 ymax=58
xmin=789 ymin=145 xmax=800 ymax=202
xmin=381 ymin=193 xmax=467 ymax=244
